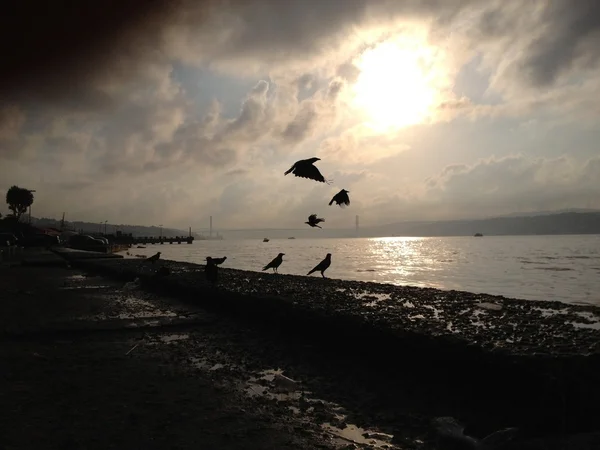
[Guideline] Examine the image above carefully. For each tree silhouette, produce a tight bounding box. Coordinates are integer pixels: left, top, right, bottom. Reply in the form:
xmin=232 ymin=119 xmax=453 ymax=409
xmin=6 ymin=186 xmax=34 ymax=221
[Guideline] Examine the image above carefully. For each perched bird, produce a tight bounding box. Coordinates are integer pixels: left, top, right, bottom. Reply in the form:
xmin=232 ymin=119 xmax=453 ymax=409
xmin=307 ymin=253 xmax=332 ymax=278
xmin=284 ymin=157 xmax=330 ymax=184
xmin=263 ymin=253 xmax=285 ymax=273
xmin=433 ymin=417 xmax=518 ymax=450
xmin=329 ymin=189 xmax=350 ymax=207
xmin=305 ymin=214 xmax=325 ymax=229
xmin=210 ymin=256 xmax=227 ymax=265
xmin=146 ymin=252 xmax=161 ymax=263
xmin=205 ymin=257 xmax=219 ymax=285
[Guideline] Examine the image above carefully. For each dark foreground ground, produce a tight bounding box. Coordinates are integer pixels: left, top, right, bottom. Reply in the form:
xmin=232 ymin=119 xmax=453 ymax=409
xmin=3 ymin=257 xmax=600 ymax=450
xmin=0 ymin=265 xmax=351 ymax=450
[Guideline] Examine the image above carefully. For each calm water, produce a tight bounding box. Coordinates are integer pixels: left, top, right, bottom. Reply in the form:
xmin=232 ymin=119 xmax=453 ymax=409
xmin=125 ymin=235 xmax=600 ymax=306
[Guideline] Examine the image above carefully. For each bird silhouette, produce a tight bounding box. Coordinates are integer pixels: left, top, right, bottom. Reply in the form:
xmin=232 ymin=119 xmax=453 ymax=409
xmin=305 ymin=214 xmax=325 ymax=229
xmin=307 ymin=253 xmax=331 ymax=278
xmin=433 ymin=417 xmax=518 ymax=450
xmin=146 ymin=252 xmax=161 ymax=264
xmin=263 ymin=253 xmax=285 ymax=273
xmin=284 ymin=157 xmax=330 ymax=184
xmin=205 ymin=257 xmax=219 ymax=285
xmin=210 ymin=256 xmax=227 ymax=265
xmin=329 ymin=189 xmax=350 ymax=207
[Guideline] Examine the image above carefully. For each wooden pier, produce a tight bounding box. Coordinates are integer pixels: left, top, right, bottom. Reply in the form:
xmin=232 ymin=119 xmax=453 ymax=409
xmin=113 ymin=236 xmax=194 ymax=245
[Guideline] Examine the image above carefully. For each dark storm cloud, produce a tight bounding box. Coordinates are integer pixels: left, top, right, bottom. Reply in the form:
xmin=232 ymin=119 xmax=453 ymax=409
xmin=477 ymin=1 xmax=600 ymax=88
xmin=0 ymin=0 xmax=180 ymax=104
xmin=522 ymin=0 xmax=600 ymax=86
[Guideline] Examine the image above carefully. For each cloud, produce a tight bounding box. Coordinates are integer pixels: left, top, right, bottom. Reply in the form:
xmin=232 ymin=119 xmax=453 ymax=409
xmin=2 ymin=1 xmax=600 ymax=230
xmin=423 ymin=154 xmax=600 ymax=218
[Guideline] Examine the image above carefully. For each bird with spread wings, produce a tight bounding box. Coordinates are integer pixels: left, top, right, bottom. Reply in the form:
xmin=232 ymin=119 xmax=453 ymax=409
xmin=305 ymin=214 xmax=325 ymax=229
xmin=284 ymin=157 xmax=331 ymax=184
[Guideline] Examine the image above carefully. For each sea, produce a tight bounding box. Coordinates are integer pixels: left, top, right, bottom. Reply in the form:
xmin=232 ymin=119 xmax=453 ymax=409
xmin=124 ymin=235 xmax=600 ymax=306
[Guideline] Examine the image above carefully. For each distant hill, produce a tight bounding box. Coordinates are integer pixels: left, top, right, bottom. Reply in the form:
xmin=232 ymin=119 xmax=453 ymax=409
xmin=28 ymin=211 xmax=600 ymax=239
xmin=490 ymin=208 xmax=600 ymax=219
xmin=367 ymin=212 xmax=600 ymax=237
xmin=32 ymin=217 xmax=192 ymax=238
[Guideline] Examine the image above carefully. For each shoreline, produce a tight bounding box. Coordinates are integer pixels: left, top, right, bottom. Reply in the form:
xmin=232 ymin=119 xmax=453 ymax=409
xmin=59 ymin=252 xmax=600 ymax=437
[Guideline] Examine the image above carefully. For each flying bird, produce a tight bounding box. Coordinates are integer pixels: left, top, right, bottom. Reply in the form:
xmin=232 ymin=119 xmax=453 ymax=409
xmin=329 ymin=189 xmax=350 ymax=207
xmin=205 ymin=257 xmax=219 ymax=286
xmin=210 ymin=256 xmax=227 ymax=265
xmin=305 ymin=214 xmax=325 ymax=229
xmin=307 ymin=253 xmax=332 ymax=278
xmin=146 ymin=252 xmax=161 ymax=264
xmin=263 ymin=253 xmax=285 ymax=273
xmin=284 ymin=157 xmax=330 ymax=184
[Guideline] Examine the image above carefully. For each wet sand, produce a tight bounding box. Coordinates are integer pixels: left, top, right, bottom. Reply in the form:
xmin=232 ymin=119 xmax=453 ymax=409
xmin=4 ymin=254 xmax=600 ymax=449
xmin=0 ymin=266 xmax=347 ymax=450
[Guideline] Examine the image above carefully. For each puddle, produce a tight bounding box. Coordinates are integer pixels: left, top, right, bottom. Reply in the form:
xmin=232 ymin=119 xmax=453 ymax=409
xmin=569 ymin=311 xmax=600 ymax=330
xmin=408 ymin=314 xmax=426 ymax=320
xmin=159 ymin=333 xmax=189 ymax=343
xmin=65 ymin=274 xmax=87 ymax=280
xmin=243 ymin=368 xmax=398 ymax=448
xmin=477 ymin=302 xmax=502 ymax=311
xmin=59 ymin=285 xmax=113 ymax=290
xmin=353 ymin=292 xmax=392 ymax=305
xmin=423 ymin=305 xmax=441 ymax=320
xmin=323 ymin=423 xmax=394 ymax=448
xmin=569 ymin=321 xmax=600 ymax=330
xmin=245 ymin=369 xmax=303 ymax=401
xmin=531 ymin=307 xmax=571 ymax=318
xmin=115 ymin=297 xmax=178 ymax=319
xmin=190 ymin=357 xmax=230 ymax=372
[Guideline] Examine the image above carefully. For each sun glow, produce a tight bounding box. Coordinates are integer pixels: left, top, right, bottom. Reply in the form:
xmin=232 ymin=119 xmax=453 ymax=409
xmin=351 ymin=38 xmax=443 ymax=132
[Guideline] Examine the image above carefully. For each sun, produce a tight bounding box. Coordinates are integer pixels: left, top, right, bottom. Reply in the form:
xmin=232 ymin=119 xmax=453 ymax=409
xmin=351 ymin=38 xmax=441 ymax=132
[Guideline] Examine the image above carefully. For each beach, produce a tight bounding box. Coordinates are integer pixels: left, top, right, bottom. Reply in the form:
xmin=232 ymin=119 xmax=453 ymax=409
xmin=3 ymin=249 xmax=600 ymax=449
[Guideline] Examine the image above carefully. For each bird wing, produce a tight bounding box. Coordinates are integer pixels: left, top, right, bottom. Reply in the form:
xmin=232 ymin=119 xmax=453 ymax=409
xmin=308 ymin=214 xmax=317 ymax=221
xmin=293 ymin=163 xmax=327 ymax=183
xmin=284 ymin=162 xmax=296 ymax=175
xmin=264 ymin=256 xmax=279 ymax=269
xmin=341 ymin=192 xmax=350 ymax=206
xmin=316 ymin=217 xmax=325 ymax=223
xmin=313 ymin=258 xmax=329 ymax=272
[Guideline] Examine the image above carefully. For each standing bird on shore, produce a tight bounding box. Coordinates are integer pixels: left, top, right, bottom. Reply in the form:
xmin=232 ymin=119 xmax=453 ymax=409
xmin=329 ymin=189 xmax=350 ymax=207
xmin=432 ymin=417 xmax=518 ymax=450
xmin=263 ymin=253 xmax=285 ymax=273
xmin=205 ymin=257 xmax=219 ymax=286
xmin=146 ymin=251 xmax=161 ymax=264
xmin=307 ymin=253 xmax=332 ymax=278
xmin=305 ymin=214 xmax=325 ymax=229
xmin=210 ymin=256 xmax=227 ymax=265
xmin=284 ymin=157 xmax=330 ymax=184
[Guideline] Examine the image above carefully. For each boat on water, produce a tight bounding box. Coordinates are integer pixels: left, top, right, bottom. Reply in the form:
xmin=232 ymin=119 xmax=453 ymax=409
xmin=263 ymin=238 xmax=270 ymax=242
xmin=474 ymin=233 xmax=483 ymax=237
xmin=288 ymin=237 xmax=296 ymax=239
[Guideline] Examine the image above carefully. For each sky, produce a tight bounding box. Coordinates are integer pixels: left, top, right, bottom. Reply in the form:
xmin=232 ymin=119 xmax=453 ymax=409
xmin=1 ymin=0 xmax=600 ymax=231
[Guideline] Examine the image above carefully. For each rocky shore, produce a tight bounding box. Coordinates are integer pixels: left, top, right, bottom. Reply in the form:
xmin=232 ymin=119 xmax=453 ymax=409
xmin=61 ymin=254 xmax=600 ymax=439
